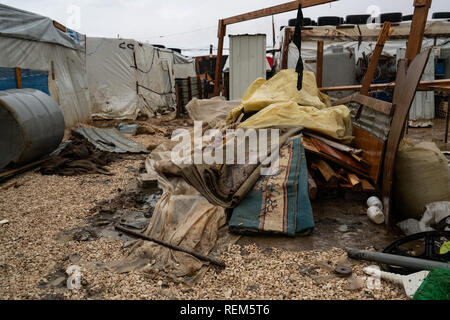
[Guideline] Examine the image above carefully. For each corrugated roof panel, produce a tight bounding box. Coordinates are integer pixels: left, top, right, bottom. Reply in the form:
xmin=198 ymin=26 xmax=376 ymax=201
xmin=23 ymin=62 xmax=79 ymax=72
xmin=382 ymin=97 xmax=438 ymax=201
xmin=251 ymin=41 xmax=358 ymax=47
xmin=74 ymin=128 xmax=148 ymax=154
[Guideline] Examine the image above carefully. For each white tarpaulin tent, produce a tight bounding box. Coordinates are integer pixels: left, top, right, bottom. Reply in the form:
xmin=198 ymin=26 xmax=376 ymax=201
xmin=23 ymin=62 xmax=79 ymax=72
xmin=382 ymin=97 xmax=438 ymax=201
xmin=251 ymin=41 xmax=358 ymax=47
xmin=0 ymin=3 xmax=91 ymax=127
xmin=173 ymin=52 xmax=197 ymax=79
xmin=87 ymin=38 xmax=194 ymax=119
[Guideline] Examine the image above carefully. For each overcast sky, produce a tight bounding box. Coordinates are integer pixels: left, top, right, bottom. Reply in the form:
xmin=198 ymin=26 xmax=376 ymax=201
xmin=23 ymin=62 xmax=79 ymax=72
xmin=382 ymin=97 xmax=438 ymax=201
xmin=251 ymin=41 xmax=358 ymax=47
xmin=3 ymin=0 xmax=450 ymax=54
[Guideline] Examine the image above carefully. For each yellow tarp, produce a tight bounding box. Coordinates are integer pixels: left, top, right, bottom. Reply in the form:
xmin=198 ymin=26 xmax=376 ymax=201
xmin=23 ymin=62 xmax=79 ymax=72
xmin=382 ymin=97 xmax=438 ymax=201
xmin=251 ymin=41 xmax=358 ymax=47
xmin=227 ymin=69 xmax=352 ymax=141
xmin=239 ymin=101 xmax=353 ymax=141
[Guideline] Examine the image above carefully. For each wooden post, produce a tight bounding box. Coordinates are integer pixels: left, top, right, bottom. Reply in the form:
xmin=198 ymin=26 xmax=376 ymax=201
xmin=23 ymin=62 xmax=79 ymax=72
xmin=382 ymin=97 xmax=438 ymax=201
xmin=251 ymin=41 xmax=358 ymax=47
xmin=360 ymin=22 xmax=391 ymax=96
xmin=14 ymin=67 xmax=22 ymax=89
xmin=213 ymin=0 xmax=338 ymax=95
xmin=405 ymin=0 xmax=432 ymax=65
xmin=214 ymin=19 xmax=226 ymax=96
xmin=316 ymin=41 xmax=324 ymax=87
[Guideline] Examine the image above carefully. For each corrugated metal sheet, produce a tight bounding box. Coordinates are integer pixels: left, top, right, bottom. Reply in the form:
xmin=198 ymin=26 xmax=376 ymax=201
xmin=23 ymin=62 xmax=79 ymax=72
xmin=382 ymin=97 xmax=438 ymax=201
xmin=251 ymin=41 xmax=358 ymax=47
xmin=349 ymin=103 xmax=392 ymax=141
xmin=74 ymin=128 xmax=149 ymax=154
xmin=397 ymin=48 xmax=435 ymax=122
xmin=229 ymin=34 xmax=266 ymax=100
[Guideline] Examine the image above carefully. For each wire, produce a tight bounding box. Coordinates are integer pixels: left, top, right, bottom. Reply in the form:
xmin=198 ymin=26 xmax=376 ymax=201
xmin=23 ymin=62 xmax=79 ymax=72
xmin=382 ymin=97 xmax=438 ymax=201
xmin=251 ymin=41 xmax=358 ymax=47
xmin=136 ymin=25 xmax=217 ymax=40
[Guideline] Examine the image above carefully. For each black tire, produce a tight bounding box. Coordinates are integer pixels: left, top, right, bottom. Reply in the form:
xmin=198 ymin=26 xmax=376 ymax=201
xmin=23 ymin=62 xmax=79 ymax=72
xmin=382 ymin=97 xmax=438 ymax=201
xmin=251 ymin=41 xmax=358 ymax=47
xmin=379 ymin=12 xmax=403 ymax=23
xmin=303 ymin=18 xmax=312 ymax=26
xmin=318 ymin=16 xmax=342 ymax=26
xmin=402 ymin=14 xmax=413 ymax=21
xmin=346 ymin=14 xmax=371 ymax=25
xmin=289 ymin=17 xmax=312 ymax=26
xmin=311 ymin=20 xmax=317 ymax=26
xmin=432 ymin=12 xmax=450 ymax=19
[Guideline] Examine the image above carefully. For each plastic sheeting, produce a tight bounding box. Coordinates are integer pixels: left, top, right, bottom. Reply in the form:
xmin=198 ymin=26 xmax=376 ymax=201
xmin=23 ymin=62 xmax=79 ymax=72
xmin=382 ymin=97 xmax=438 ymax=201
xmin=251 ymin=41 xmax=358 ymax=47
xmin=240 ymin=102 xmax=352 ymax=141
xmin=173 ymin=52 xmax=197 ymax=79
xmin=240 ymin=69 xmax=330 ymax=113
xmin=0 ymin=3 xmax=85 ymax=51
xmin=87 ymin=37 xmax=178 ymax=119
xmin=185 ymin=97 xmax=241 ymax=128
xmin=113 ymin=137 xmax=233 ymax=283
xmin=0 ymin=36 xmax=91 ymax=127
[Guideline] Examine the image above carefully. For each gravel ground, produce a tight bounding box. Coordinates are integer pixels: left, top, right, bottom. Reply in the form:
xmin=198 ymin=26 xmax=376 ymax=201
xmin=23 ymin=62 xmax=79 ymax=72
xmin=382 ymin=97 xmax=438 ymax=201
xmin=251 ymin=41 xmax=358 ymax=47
xmin=0 ymin=125 xmax=407 ymax=300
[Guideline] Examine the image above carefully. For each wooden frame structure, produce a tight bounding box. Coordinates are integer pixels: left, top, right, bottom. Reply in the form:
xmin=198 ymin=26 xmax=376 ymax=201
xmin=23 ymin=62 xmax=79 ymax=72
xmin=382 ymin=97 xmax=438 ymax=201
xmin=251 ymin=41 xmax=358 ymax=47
xmin=213 ymin=0 xmax=337 ymax=96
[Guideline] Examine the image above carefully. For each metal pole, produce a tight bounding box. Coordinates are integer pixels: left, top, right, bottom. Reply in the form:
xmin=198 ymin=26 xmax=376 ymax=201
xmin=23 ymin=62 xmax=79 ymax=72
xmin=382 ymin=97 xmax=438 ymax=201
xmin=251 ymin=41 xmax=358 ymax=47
xmin=347 ymin=248 xmax=450 ymax=272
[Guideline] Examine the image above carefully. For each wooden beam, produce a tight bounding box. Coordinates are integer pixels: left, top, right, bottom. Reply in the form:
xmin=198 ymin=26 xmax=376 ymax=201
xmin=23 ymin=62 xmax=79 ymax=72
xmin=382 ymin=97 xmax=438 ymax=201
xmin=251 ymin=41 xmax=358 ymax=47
xmin=360 ymin=22 xmax=392 ymax=96
xmin=381 ymin=49 xmax=431 ymax=229
xmin=281 ymin=28 xmax=293 ymax=69
xmin=213 ymin=20 xmax=226 ymax=96
xmin=222 ymin=0 xmax=337 ymax=26
xmin=14 ymin=67 xmax=22 ymax=89
xmin=214 ymin=0 xmax=338 ymax=95
xmin=320 ymin=79 xmax=450 ymax=92
xmin=405 ymin=0 xmax=432 ymax=64
xmin=316 ymin=41 xmax=324 ymax=87
xmin=333 ymin=93 xmax=394 ymax=116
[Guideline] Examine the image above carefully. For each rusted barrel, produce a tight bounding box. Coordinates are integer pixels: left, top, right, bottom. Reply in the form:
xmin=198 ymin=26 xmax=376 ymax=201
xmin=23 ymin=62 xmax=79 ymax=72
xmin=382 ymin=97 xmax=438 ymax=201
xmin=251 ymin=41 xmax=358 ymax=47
xmin=0 ymin=89 xmax=65 ymax=170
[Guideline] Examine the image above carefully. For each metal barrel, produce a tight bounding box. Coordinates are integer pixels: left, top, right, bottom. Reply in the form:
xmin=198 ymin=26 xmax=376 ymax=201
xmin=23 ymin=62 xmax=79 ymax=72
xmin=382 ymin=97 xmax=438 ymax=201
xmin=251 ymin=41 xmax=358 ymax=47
xmin=0 ymin=89 xmax=65 ymax=170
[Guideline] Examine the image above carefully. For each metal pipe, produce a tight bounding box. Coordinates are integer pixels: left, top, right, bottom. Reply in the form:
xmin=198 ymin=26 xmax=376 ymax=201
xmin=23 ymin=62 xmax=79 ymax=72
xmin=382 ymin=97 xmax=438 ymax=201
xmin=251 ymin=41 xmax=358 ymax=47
xmin=347 ymin=248 xmax=450 ymax=271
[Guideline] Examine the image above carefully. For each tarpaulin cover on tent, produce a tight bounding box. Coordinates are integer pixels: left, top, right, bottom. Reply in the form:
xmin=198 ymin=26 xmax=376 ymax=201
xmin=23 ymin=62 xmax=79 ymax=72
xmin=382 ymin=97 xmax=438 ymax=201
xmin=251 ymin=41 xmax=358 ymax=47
xmin=0 ymin=3 xmax=91 ymax=127
xmin=87 ymin=38 xmax=194 ymax=120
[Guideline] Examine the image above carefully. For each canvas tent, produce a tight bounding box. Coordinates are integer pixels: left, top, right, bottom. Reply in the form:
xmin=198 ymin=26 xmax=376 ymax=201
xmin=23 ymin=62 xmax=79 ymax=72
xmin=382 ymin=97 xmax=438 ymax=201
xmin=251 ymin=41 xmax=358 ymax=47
xmin=0 ymin=3 xmax=91 ymax=127
xmin=173 ymin=52 xmax=197 ymax=79
xmin=87 ymin=38 xmax=194 ymax=120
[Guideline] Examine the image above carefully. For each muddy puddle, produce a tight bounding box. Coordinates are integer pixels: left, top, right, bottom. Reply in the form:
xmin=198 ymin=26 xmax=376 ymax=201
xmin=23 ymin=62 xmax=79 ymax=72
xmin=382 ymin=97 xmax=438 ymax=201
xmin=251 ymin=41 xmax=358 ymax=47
xmin=57 ymin=180 xmax=162 ymax=243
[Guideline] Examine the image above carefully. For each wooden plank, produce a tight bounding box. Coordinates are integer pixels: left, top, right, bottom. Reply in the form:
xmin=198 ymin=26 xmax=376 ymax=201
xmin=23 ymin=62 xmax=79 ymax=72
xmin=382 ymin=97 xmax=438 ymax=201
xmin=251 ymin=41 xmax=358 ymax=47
xmin=347 ymin=173 xmax=362 ymax=189
xmin=213 ymin=20 xmax=226 ymax=96
xmin=352 ymin=126 xmax=384 ymax=185
xmin=311 ymin=160 xmax=337 ymax=184
xmin=308 ymin=173 xmax=318 ymax=200
xmin=361 ymin=22 xmax=392 ymax=96
xmin=361 ymin=179 xmax=376 ymax=192
xmin=381 ymin=49 xmax=431 ymax=229
xmin=305 ymin=140 xmax=369 ymax=178
xmin=281 ymin=28 xmax=294 ymax=69
xmin=333 ymin=93 xmax=393 ymax=116
xmin=321 ymin=79 xmax=450 ymax=92
xmin=215 ymin=0 xmax=337 ymax=95
xmin=316 ymin=41 xmax=324 ymax=87
xmin=304 ymin=132 xmax=362 ymax=154
xmin=405 ymin=0 xmax=432 ymax=64
xmin=14 ymin=67 xmax=22 ymax=89
xmin=222 ymin=0 xmax=337 ymax=25
xmin=310 ymin=137 xmax=367 ymax=174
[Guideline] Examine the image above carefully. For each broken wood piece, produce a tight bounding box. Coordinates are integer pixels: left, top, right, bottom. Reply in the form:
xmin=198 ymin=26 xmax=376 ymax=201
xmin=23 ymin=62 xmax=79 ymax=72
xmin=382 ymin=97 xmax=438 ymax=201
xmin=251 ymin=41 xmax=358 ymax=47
xmin=114 ymin=225 xmax=226 ymax=268
xmin=311 ymin=160 xmax=337 ymax=184
xmin=304 ymin=132 xmax=362 ymax=155
xmin=347 ymin=173 xmax=362 ymax=191
xmin=361 ymin=179 xmax=376 ymax=192
xmin=302 ymin=137 xmax=320 ymax=153
xmin=308 ymin=173 xmax=318 ymax=200
xmin=309 ymin=137 xmax=368 ymax=177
